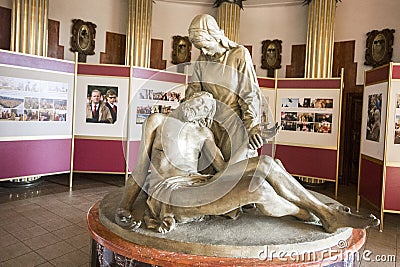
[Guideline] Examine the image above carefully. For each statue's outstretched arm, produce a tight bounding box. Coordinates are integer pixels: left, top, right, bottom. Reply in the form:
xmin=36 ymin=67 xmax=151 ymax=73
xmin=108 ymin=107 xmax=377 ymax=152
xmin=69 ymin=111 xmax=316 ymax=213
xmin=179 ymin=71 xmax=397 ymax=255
xmin=115 ymin=114 xmax=165 ymax=229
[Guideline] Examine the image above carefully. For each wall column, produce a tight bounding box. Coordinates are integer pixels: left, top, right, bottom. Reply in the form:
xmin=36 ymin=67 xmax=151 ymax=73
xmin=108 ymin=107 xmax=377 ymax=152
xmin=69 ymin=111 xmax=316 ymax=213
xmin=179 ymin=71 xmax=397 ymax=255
xmin=216 ymin=2 xmax=241 ymax=43
xmin=305 ymin=0 xmax=336 ymax=78
xmin=11 ymin=0 xmax=48 ymax=56
xmin=126 ymin=0 xmax=152 ymax=67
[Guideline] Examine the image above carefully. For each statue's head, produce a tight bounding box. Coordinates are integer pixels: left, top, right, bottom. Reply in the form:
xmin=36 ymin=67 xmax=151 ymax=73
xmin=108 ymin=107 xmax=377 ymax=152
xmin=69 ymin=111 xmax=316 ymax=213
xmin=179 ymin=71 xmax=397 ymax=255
xmin=188 ymin=14 xmax=237 ymax=56
xmin=182 ymin=91 xmax=216 ymax=127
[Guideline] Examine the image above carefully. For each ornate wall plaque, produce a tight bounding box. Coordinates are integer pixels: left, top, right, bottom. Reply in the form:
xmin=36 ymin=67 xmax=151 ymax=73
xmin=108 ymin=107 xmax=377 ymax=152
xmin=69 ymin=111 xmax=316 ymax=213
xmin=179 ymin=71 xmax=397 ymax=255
xmin=70 ymin=19 xmax=97 ymax=62
xmin=261 ymin=39 xmax=282 ymax=70
xmin=171 ymin=36 xmax=192 ymax=65
xmin=365 ymin=29 xmax=395 ymax=67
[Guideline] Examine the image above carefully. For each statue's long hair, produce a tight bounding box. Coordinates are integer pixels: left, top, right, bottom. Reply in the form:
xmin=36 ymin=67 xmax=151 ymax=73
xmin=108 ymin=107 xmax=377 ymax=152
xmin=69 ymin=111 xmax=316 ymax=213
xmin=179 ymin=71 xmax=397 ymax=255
xmin=182 ymin=91 xmax=216 ymax=128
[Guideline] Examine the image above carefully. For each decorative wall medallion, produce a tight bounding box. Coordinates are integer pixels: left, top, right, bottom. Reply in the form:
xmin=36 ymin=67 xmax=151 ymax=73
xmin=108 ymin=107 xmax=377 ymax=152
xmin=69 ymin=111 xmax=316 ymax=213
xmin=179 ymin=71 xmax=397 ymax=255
xmin=261 ymin=39 xmax=282 ymax=70
xmin=171 ymin=36 xmax=192 ymax=65
xmin=365 ymin=29 xmax=395 ymax=67
xmin=70 ymin=19 xmax=97 ymax=62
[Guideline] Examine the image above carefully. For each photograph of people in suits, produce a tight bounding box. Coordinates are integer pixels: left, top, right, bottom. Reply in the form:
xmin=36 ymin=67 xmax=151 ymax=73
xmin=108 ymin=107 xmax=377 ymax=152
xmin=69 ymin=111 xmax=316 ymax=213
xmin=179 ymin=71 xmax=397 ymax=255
xmin=105 ymin=89 xmax=118 ymax=123
xmin=86 ymin=86 xmax=117 ymax=124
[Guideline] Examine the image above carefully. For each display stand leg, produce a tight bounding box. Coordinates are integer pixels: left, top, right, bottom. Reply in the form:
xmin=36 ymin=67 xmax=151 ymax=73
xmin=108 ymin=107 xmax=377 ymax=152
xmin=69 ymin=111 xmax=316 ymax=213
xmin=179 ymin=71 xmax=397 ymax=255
xmin=380 ymin=211 xmax=384 ymax=232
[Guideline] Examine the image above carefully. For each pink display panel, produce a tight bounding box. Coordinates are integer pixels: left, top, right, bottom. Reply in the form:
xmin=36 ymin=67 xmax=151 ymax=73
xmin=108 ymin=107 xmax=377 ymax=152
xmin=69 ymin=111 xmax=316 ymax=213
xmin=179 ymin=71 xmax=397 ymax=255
xmin=392 ymin=65 xmax=400 ymax=79
xmin=258 ymin=77 xmax=275 ymax=88
xmin=0 ymin=51 xmax=74 ymax=73
xmin=384 ymin=166 xmax=400 ymax=211
xmin=274 ymin=144 xmax=337 ymax=181
xmin=0 ymin=139 xmax=71 ymax=179
xmin=132 ymin=67 xmax=186 ymax=83
xmin=365 ymin=65 xmax=390 ymax=86
xmin=73 ymin=139 xmax=126 ymax=173
xmin=78 ymin=64 xmax=130 ymax=77
xmin=0 ymin=51 xmax=74 ymax=180
xmin=277 ymin=79 xmax=341 ymax=89
xmin=359 ymin=157 xmax=383 ymax=207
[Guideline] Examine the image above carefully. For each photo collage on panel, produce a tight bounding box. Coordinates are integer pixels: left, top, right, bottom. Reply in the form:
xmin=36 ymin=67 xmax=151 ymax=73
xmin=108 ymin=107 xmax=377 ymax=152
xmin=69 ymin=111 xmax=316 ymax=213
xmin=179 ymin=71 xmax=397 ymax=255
xmin=0 ymin=76 xmax=68 ymax=122
xmin=136 ymin=88 xmax=182 ymax=124
xmin=280 ymin=97 xmax=333 ymax=134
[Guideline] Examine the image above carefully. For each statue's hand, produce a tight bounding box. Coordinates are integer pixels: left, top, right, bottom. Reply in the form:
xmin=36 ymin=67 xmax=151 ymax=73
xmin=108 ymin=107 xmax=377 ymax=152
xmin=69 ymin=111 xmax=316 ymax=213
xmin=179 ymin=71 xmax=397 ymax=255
xmin=261 ymin=122 xmax=280 ymax=141
xmin=115 ymin=207 xmax=142 ymax=230
xmin=248 ymin=125 xmax=263 ymax=150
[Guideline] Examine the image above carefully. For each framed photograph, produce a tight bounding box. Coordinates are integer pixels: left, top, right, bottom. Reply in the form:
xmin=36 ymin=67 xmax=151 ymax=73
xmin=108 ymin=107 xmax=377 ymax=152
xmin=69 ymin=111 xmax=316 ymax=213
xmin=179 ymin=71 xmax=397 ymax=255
xmin=366 ymin=93 xmax=382 ymax=142
xmin=395 ymin=93 xmax=400 ymax=144
xmin=261 ymin=39 xmax=282 ymax=70
xmin=86 ymin=85 xmax=118 ymax=124
xmin=281 ymin=98 xmax=299 ymax=108
xmin=299 ymin=98 xmax=311 ymax=108
xmin=312 ymin=98 xmax=333 ymax=109
xmin=171 ymin=36 xmax=192 ymax=65
xmin=297 ymin=122 xmax=314 ymax=132
xmin=395 ymin=114 xmax=400 ymax=144
xmin=365 ymin=29 xmax=395 ymax=67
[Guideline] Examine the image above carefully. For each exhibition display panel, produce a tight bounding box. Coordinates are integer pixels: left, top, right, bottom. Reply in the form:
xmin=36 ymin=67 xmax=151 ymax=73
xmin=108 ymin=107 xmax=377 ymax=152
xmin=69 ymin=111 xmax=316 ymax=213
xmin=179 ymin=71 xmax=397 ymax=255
xmin=274 ymin=76 xmax=344 ymax=196
xmin=73 ymin=63 xmax=130 ymax=174
xmin=0 ymin=50 xmax=74 ymax=180
xmin=358 ymin=63 xmax=400 ymax=230
xmin=127 ymin=67 xmax=186 ymax=171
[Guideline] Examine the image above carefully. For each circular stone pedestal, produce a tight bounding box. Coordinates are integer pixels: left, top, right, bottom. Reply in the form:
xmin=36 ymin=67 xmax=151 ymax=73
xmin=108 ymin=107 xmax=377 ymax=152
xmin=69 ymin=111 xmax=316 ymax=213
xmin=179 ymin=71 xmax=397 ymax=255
xmin=87 ymin=189 xmax=366 ymax=266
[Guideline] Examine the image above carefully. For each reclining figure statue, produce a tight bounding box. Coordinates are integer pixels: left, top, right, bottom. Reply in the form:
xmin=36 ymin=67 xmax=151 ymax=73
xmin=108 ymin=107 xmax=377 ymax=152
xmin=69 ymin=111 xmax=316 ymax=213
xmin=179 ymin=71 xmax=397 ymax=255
xmin=115 ymin=92 xmax=379 ymax=234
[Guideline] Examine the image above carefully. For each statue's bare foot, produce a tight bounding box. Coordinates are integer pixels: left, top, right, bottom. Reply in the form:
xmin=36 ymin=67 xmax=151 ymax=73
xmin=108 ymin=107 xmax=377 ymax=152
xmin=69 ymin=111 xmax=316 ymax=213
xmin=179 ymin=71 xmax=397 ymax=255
xmin=295 ymin=209 xmax=319 ymax=223
xmin=322 ymin=204 xmax=379 ymax=233
xmin=144 ymin=213 xmax=176 ymax=234
xmin=115 ymin=208 xmax=142 ymax=230
xmin=158 ymin=216 xmax=176 ymax=234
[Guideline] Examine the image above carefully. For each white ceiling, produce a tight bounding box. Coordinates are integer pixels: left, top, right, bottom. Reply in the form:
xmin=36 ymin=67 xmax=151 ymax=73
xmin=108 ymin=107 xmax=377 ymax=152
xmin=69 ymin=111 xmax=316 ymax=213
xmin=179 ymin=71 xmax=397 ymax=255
xmin=156 ymin=0 xmax=304 ymax=7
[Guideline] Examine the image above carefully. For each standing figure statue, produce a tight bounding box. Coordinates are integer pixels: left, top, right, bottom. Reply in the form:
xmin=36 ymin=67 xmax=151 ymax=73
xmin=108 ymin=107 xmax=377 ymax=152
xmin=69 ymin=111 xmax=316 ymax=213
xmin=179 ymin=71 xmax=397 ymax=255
xmin=186 ymin=14 xmax=275 ymax=164
xmin=115 ymin=92 xmax=379 ymax=234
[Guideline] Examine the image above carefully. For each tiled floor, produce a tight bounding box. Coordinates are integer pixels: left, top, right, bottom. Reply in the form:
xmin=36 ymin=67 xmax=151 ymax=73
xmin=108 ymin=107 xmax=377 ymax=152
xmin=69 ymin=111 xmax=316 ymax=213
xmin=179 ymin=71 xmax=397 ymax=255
xmin=0 ymin=174 xmax=398 ymax=266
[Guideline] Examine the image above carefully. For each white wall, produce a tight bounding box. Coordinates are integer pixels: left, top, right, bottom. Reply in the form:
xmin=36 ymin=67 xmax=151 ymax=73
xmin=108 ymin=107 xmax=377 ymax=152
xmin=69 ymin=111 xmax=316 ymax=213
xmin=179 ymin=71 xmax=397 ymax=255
xmin=240 ymin=3 xmax=308 ymax=78
xmin=48 ymin=0 xmax=128 ymax=63
xmin=152 ymin=1 xmax=215 ymax=72
xmin=335 ymin=0 xmax=400 ymax=85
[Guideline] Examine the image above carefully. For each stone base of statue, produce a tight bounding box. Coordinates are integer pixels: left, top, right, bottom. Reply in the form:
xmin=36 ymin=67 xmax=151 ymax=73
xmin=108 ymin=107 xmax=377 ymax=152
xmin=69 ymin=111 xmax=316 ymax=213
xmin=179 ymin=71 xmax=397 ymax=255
xmin=87 ymin=189 xmax=366 ymax=267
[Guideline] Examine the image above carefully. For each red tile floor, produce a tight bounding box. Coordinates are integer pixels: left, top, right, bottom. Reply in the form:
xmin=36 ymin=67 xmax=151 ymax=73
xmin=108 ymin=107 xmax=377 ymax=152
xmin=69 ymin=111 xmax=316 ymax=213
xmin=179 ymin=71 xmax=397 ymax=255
xmin=0 ymin=174 xmax=398 ymax=266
